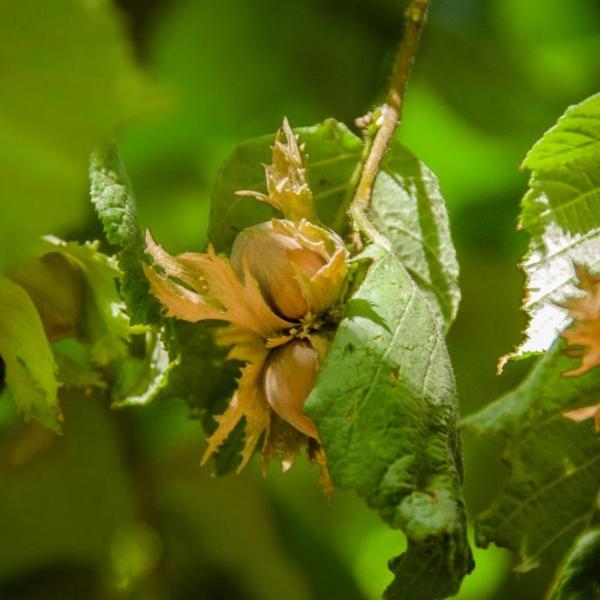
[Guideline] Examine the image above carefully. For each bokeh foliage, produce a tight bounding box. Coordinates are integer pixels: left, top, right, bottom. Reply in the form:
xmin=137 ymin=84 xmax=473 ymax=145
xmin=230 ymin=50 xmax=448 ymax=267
xmin=0 ymin=0 xmax=599 ymax=598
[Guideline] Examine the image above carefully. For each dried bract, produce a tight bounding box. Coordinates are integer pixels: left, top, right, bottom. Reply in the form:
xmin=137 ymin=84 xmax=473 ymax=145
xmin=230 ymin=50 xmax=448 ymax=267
xmin=560 ymin=266 xmax=600 ymax=430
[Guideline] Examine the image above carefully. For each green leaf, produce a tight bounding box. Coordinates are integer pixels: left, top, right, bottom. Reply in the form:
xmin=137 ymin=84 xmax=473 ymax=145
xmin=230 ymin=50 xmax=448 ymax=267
xmin=512 ymin=92 xmax=600 ymax=356
xmin=89 ymin=149 xmax=185 ymax=409
xmin=0 ymin=278 xmax=59 ymax=431
xmin=209 ymin=119 xmax=363 ymax=252
xmin=110 ymin=331 xmax=173 ymax=408
xmin=305 ymin=246 xmax=472 ymax=599
xmin=548 ymin=527 xmax=600 ymax=600
xmin=464 ymin=343 xmax=600 ymax=572
xmin=474 ymin=417 xmax=598 ymax=571
xmin=523 ymin=93 xmax=600 ymax=171
xmin=90 ymin=149 xmax=162 ymax=326
xmin=52 ymin=338 xmax=106 ymax=391
xmin=466 ymin=95 xmax=600 ymax=578
xmin=0 ymin=0 xmax=155 ymax=272
xmin=368 ymin=133 xmax=461 ymax=331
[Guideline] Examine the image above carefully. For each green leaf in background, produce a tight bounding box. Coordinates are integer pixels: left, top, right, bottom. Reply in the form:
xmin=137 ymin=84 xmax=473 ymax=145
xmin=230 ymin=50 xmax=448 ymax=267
xmin=10 ymin=236 xmax=172 ymax=411
xmin=14 ymin=237 xmax=130 ymax=368
xmin=511 ymin=92 xmax=600 ymax=356
xmin=548 ymin=527 xmax=600 ymax=600
xmin=305 ymin=246 xmax=472 ymax=599
xmin=0 ymin=278 xmax=59 ymax=431
xmin=464 ymin=341 xmax=600 ymax=574
xmin=0 ymin=0 xmax=156 ymax=273
xmin=464 ymin=340 xmax=600 ymax=437
xmin=368 ymin=133 xmax=461 ymax=331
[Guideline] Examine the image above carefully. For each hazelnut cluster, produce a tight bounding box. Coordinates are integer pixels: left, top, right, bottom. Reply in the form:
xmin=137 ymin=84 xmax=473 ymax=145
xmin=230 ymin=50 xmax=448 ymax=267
xmin=144 ymin=120 xmax=349 ymax=492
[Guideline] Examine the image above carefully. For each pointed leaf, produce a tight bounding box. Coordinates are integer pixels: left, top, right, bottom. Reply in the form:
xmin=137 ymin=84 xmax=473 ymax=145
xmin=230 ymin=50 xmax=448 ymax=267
xmin=305 ymin=246 xmax=472 ymax=599
xmin=523 ymin=93 xmax=600 ymax=171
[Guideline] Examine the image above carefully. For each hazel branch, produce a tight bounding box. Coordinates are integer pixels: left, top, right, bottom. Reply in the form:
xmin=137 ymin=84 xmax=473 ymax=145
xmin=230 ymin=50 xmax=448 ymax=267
xmin=348 ymin=0 xmax=430 ymax=244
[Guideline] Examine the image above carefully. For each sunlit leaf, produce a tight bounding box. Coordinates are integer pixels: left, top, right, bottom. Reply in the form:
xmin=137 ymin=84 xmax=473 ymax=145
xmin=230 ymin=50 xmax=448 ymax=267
xmin=523 ymin=93 xmax=600 ymax=170
xmin=368 ymin=132 xmax=461 ymax=330
xmin=305 ymin=246 xmax=472 ymax=599
xmin=512 ymin=92 xmax=600 ymax=356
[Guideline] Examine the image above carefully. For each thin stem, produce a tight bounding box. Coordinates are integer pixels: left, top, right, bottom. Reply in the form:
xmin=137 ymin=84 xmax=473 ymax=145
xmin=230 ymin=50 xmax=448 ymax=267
xmin=348 ymin=0 xmax=430 ymax=243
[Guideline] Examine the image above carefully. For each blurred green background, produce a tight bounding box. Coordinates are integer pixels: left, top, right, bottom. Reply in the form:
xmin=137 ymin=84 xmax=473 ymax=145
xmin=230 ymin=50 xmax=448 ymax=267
xmin=1 ymin=0 xmax=599 ymax=598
